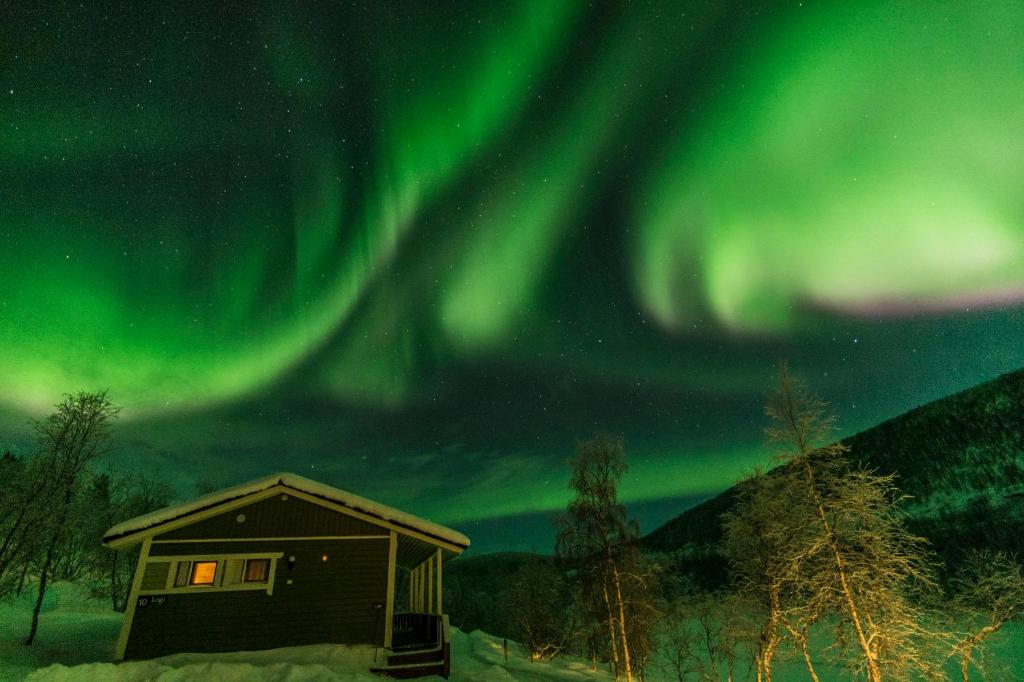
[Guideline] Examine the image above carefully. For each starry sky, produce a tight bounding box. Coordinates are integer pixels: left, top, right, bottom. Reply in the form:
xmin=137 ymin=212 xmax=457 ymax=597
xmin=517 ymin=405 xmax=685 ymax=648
xmin=2 ymin=1 xmax=1023 ymax=554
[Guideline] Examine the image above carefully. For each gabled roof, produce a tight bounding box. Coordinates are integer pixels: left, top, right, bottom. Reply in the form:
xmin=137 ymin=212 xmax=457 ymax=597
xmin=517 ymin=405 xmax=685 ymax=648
xmin=102 ymin=472 xmax=470 ymax=550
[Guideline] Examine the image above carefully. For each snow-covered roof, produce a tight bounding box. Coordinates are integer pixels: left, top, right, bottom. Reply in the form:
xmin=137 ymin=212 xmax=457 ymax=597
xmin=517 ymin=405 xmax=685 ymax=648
xmin=102 ymin=472 xmax=470 ymax=549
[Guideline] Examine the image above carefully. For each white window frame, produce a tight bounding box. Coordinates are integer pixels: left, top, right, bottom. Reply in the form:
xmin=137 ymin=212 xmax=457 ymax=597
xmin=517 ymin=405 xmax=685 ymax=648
xmin=138 ymin=552 xmax=283 ymax=596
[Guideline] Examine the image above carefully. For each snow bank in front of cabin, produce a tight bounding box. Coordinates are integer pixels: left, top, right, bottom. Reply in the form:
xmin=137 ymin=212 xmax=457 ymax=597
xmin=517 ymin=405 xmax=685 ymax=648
xmin=27 ymin=643 xmax=384 ymax=681
xmin=26 ymin=628 xmax=614 ymax=682
xmin=7 ymin=581 xmax=610 ymax=682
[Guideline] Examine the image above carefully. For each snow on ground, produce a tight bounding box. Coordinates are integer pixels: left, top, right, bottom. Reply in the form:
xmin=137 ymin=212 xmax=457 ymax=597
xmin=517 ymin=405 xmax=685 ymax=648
xmin=4 ymin=582 xmax=611 ymax=682
xmin=1 ymin=583 xmax=122 ymax=682
xmin=23 ymin=630 xmax=613 ymax=682
xmin=6 ymin=582 xmax=1022 ymax=681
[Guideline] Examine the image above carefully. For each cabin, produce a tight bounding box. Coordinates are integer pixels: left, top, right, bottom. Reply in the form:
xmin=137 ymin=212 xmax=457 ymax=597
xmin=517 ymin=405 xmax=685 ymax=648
xmin=102 ymin=472 xmax=469 ymax=678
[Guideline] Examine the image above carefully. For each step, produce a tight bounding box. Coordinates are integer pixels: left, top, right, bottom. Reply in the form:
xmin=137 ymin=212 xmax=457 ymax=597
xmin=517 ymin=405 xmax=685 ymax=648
xmin=370 ymin=661 xmax=446 ymax=679
xmin=387 ymin=646 xmax=444 ymax=666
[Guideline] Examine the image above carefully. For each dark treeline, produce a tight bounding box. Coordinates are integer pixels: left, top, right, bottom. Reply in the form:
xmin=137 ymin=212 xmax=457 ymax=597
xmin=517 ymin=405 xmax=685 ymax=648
xmin=445 ymin=366 xmax=1024 ymax=681
xmin=0 ymin=392 xmax=172 ymax=644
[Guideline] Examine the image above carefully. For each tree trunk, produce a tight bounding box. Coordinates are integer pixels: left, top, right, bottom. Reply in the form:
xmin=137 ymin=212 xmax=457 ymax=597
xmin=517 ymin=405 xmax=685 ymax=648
xmin=25 ymin=542 xmax=54 ymax=645
xmin=26 ymin=470 xmax=74 ymax=646
xmin=16 ymin=559 xmax=30 ymax=596
xmin=609 ymin=558 xmax=634 ymax=682
xmin=803 ymin=460 xmax=880 ymax=682
xmin=601 ymin=570 xmax=622 ymax=680
xmin=960 ymin=646 xmax=971 ymax=682
xmin=797 ymin=634 xmax=820 ymax=682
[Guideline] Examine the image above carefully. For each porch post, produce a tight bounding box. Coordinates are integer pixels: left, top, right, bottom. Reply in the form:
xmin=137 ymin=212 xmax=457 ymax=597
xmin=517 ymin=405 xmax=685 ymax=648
xmin=419 ymin=563 xmax=426 ymax=612
xmin=435 ymin=548 xmax=443 ymax=615
xmin=115 ymin=536 xmax=152 ymax=660
xmin=417 ymin=563 xmax=424 ymax=612
xmin=427 ymin=556 xmax=434 ymax=614
xmin=384 ymin=531 xmax=397 ymax=648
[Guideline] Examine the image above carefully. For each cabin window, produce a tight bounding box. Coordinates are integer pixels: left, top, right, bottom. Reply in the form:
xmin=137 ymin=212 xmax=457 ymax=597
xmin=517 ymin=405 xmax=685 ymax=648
xmin=189 ymin=561 xmax=218 ymax=586
xmin=171 ymin=560 xmax=219 ymax=587
xmin=155 ymin=554 xmax=281 ymax=595
xmin=244 ymin=558 xmax=270 ymax=582
xmin=151 ymin=557 xmax=280 ymax=593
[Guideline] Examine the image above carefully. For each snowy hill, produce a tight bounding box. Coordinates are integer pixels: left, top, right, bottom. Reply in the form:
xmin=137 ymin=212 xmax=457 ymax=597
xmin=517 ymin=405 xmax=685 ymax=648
xmin=643 ymin=367 xmax=1024 ymax=571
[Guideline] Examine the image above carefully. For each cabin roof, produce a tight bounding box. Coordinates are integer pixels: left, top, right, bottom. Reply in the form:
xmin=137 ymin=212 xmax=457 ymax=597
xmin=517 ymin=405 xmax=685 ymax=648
xmin=102 ymin=471 xmax=470 ymax=549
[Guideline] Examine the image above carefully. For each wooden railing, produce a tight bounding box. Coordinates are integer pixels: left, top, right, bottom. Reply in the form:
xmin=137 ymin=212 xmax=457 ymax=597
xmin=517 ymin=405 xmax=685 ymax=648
xmin=391 ymin=612 xmax=440 ymax=650
xmin=380 ymin=612 xmax=452 ymax=679
xmin=441 ymin=614 xmax=451 ymax=678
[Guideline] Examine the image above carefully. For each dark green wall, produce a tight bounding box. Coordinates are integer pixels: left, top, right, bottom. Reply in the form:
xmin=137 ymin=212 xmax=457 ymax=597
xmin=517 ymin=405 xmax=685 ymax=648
xmin=157 ymin=492 xmax=385 ymax=540
xmin=127 ymin=538 xmax=390 ymax=658
xmin=123 ymin=492 xmax=393 ymax=659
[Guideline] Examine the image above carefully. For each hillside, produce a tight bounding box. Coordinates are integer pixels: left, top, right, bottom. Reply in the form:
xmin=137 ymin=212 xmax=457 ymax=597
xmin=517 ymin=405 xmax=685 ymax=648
xmin=643 ymin=367 xmax=1024 ymax=572
xmin=444 ymin=369 xmax=1024 ymax=633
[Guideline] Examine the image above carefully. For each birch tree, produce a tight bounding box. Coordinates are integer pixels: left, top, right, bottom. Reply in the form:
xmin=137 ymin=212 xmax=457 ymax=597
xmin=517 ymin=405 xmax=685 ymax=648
xmin=948 ymin=549 xmax=1024 ymax=681
xmin=555 ymin=434 xmax=639 ymax=682
xmin=723 ymin=468 xmax=822 ymax=682
xmin=765 ymin=364 xmax=943 ymax=681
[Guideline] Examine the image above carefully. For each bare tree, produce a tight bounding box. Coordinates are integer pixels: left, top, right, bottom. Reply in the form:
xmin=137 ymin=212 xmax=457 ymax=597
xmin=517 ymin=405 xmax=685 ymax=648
xmin=948 ymin=550 xmax=1024 ymax=681
xmin=0 ymin=451 xmax=57 ymax=596
xmin=507 ymin=559 xmax=579 ymax=661
xmin=74 ymin=471 xmax=172 ymax=611
xmin=653 ymin=599 xmax=702 ymax=682
xmin=555 ymin=434 xmax=639 ymax=682
xmin=655 ymin=591 xmax=748 ymax=682
xmin=764 ymin=364 xmax=944 ymax=681
xmin=722 ymin=467 xmax=821 ymax=682
xmin=24 ymin=391 xmax=119 ymax=645
xmin=618 ymin=549 xmax=662 ymax=679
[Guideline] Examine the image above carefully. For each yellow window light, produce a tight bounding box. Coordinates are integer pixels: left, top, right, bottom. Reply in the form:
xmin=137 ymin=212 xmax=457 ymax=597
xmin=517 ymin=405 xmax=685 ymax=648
xmin=190 ymin=561 xmax=217 ymax=586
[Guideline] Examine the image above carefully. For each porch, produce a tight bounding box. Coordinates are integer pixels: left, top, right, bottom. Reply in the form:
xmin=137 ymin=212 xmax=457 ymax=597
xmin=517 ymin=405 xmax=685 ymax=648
xmin=373 ymin=531 xmax=457 ymax=678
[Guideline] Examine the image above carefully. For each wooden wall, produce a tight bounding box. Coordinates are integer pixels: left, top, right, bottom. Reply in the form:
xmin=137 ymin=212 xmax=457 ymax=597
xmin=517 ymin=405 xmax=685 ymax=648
xmin=156 ymin=493 xmax=385 ymax=541
xmin=126 ymin=537 xmax=390 ymax=659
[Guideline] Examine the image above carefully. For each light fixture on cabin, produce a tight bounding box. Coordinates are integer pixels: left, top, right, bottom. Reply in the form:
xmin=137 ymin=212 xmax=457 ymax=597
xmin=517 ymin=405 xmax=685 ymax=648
xmin=322 ymin=554 xmax=329 ymax=562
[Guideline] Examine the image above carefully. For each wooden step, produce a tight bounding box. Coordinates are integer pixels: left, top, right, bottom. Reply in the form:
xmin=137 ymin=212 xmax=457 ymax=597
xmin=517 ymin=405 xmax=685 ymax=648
xmin=387 ymin=646 xmax=444 ymax=666
xmin=370 ymin=661 xmax=446 ymax=679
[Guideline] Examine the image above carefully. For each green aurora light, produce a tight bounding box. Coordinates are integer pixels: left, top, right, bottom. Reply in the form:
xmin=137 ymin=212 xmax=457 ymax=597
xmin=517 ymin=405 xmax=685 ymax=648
xmin=1 ymin=1 xmax=1023 ymax=548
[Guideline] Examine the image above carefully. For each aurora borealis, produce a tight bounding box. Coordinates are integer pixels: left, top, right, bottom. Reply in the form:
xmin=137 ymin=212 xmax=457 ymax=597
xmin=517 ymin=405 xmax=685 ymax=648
xmin=2 ymin=1 xmax=1023 ymax=553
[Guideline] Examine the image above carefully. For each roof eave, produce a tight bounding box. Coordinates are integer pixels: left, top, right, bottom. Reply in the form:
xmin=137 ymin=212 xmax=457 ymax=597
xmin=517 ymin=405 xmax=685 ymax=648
xmin=102 ymin=479 xmax=470 ymax=552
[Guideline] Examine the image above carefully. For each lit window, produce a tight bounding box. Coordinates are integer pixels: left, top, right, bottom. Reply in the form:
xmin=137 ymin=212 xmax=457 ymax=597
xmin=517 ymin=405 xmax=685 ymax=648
xmin=190 ymin=561 xmax=218 ymax=586
xmin=244 ymin=558 xmax=270 ymax=583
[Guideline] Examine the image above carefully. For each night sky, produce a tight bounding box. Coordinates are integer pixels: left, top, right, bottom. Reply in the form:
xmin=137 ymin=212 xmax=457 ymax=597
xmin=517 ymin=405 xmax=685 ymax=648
xmin=2 ymin=2 xmax=1023 ymax=554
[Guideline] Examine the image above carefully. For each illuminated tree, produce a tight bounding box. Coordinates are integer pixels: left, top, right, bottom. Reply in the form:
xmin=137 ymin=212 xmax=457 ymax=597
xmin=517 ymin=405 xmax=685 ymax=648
xmin=764 ymin=364 xmax=942 ymax=682
xmin=723 ymin=467 xmax=822 ymax=682
xmin=948 ymin=550 xmax=1024 ymax=681
xmin=555 ymin=434 xmax=640 ymax=682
